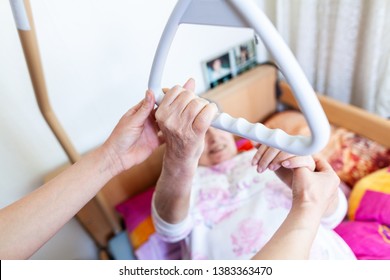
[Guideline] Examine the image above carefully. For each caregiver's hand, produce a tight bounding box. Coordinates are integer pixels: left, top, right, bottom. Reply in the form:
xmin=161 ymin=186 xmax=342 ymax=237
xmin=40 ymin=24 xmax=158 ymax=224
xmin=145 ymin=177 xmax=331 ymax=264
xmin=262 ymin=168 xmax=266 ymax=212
xmin=103 ymin=90 xmax=162 ymax=176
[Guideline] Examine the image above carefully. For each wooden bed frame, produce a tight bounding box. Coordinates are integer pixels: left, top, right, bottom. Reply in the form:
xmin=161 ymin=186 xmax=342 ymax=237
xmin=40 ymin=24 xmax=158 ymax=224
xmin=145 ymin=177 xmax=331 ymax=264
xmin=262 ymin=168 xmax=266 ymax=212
xmin=44 ymin=63 xmax=390 ymax=259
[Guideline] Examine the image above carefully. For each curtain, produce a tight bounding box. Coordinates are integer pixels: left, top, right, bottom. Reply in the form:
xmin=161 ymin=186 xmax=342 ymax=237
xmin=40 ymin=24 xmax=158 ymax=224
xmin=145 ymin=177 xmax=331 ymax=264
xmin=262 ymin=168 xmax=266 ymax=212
xmin=258 ymin=0 xmax=390 ymax=118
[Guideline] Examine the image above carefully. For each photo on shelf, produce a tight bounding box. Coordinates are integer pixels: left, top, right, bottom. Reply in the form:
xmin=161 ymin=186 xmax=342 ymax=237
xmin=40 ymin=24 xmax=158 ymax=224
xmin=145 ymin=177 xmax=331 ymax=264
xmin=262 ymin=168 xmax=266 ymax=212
xmin=234 ymin=39 xmax=257 ymax=75
xmin=201 ymin=39 xmax=258 ymax=90
xmin=203 ymin=52 xmax=233 ymax=89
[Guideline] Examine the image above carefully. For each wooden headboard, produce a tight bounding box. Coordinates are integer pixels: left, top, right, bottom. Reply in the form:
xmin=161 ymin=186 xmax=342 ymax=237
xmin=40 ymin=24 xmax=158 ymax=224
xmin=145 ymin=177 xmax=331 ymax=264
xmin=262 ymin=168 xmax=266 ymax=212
xmin=279 ymin=81 xmax=390 ymax=148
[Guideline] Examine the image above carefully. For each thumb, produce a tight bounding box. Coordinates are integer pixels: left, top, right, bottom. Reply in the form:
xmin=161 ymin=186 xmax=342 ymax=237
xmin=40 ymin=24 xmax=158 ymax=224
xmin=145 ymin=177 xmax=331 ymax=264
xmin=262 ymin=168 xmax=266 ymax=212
xmin=313 ymin=157 xmax=333 ymax=172
xmin=128 ymin=90 xmax=155 ymax=125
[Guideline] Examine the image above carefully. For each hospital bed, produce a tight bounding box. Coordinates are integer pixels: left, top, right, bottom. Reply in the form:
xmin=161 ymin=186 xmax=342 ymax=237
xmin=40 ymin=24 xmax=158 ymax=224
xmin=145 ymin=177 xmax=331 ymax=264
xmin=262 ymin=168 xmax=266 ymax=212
xmin=45 ymin=63 xmax=390 ymax=259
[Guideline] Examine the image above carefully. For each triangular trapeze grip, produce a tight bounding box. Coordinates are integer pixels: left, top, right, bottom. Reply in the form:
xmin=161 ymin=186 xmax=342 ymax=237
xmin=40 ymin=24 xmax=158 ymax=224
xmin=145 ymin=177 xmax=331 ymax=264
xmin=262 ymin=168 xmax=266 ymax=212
xmin=148 ymin=0 xmax=330 ymax=156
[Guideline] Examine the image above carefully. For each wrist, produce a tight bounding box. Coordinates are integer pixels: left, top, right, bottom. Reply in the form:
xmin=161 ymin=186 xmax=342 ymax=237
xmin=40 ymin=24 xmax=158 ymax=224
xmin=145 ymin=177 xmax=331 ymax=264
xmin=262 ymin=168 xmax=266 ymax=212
xmin=289 ymin=203 xmax=323 ymax=228
xmin=164 ymin=142 xmax=202 ymax=162
xmin=98 ymin=142 xmax=124 ymax=178
xmin=162 ymin=154 xmax=198 ymax=178
xmin=163 ymin=150 xmax=199 ymax=174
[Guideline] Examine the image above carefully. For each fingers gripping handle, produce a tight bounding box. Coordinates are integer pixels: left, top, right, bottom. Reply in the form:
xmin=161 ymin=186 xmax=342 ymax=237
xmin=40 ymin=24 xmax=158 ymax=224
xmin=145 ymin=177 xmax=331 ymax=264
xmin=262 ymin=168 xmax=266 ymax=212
xmin=151 ymin=87 xmax=321 ymax=156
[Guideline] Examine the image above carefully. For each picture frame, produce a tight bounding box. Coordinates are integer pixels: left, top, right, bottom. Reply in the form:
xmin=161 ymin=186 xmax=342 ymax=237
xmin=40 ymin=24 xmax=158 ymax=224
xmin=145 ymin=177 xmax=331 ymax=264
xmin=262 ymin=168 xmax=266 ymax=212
xmin=234 ymin=39 xmax=257 ymax=75
xmin=202 ymin=39 xmax=258 ymax=89
xmin=203 ymin=52 xmax=233 ymax=89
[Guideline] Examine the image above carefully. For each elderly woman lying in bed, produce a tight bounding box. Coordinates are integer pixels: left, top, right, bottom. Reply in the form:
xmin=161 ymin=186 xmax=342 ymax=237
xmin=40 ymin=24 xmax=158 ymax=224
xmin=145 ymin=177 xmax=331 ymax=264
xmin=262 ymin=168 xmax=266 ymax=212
xmin=152 ymin=79 xmax=356 ymax=260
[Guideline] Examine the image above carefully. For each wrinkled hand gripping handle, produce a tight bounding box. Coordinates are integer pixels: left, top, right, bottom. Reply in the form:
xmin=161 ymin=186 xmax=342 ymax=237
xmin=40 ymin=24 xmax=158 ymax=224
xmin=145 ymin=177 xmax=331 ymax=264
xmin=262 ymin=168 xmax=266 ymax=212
xmin=148 ymin=0 xmax=330 ymax=155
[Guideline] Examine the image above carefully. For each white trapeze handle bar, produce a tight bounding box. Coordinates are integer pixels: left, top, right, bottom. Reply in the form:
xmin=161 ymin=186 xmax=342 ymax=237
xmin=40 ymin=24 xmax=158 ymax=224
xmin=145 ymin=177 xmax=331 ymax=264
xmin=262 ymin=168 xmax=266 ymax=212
xmin=148 ymin=0 xmax=330 ymax=155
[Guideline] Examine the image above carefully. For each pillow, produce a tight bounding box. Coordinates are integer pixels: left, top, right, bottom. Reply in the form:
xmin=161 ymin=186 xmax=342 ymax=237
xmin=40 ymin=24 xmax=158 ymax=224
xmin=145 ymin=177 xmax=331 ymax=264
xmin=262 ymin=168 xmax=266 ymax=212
xmin=324 ymin=129 xmax=390 ymax=187
xmin=335 ymin=221 xmax=390 ymax=260
xmin=264 ymin=110 xmax=390 ymax=188
xmin=334 ymin=167 xmax=390 ymax=260
xmin=263 ymin=110 xmax=310 ymax=136
xmin=115 ymin=187 xmax=156 ymax=250
xmin=115 ymin=187 xmax=182 ymax=260
xmin=347 ymin=166 xmax=390 ymax=222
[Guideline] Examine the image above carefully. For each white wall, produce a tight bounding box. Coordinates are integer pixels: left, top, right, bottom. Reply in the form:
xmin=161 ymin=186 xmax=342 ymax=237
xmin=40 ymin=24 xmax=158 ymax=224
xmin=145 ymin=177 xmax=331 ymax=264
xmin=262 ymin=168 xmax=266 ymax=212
xmin=0 ymin=0 xmax=267 ymax=259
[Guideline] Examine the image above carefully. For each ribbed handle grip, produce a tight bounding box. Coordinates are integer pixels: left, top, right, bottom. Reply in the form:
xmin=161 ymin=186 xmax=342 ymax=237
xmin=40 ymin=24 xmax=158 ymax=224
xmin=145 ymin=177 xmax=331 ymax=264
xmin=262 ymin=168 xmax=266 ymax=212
xmin=212 ymin=112 xmax=310 ymax=155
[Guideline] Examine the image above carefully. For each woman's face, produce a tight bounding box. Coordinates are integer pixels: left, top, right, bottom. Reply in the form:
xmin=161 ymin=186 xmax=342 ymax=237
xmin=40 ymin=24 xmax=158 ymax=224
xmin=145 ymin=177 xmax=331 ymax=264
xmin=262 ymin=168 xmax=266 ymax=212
xmin=199 ymin=127 xmax=238 ymax=166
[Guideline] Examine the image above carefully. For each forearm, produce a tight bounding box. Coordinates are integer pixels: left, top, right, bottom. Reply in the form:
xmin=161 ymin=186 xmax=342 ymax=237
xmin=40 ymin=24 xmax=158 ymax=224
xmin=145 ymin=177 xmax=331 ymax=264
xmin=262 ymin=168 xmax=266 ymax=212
xmin=252 ymin=205 xmax=322 ymax=260
xmin=0 ymin=146 xmax=115 ymax=259
xmin=153 ymin=155 xmax=197 ymax=224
